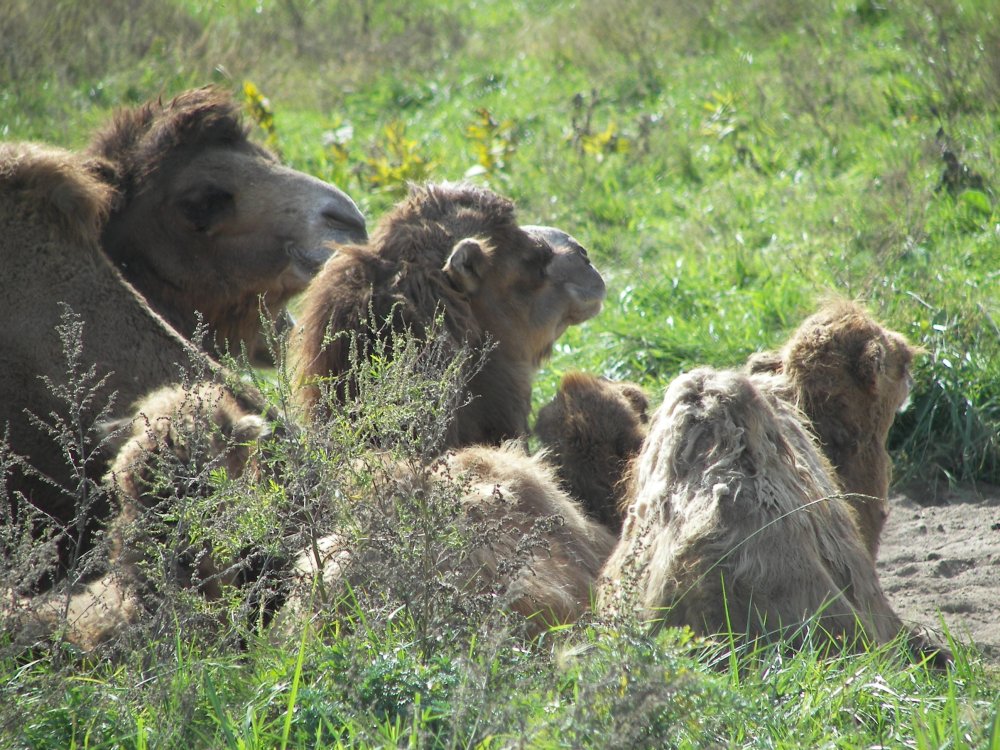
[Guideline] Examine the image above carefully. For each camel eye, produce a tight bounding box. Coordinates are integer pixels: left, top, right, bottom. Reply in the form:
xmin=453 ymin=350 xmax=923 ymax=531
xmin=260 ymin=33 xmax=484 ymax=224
xmin=531 ymin=241 xmax=554 ymax=277
xmin=178 ymin=186 xmax=234 ymax=232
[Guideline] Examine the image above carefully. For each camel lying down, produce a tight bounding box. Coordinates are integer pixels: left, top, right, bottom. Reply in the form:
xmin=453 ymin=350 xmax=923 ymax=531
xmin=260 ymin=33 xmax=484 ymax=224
xmin=7 ymin=397 xmax=616 ymax=651
xmin=597 ymin=367 xmax=947 ymax=663
xmin=6 ymin=366 xmax=946 ymax=662
xmin=3 ymin=382 xmax=275 ymax=652
xmin=275 ymin=443 xmax=618 ymax=639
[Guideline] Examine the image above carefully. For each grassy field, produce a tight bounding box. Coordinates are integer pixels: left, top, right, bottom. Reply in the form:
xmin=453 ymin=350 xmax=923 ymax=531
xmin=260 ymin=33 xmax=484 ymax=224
xmin=2 ymin=0 xmax=999 ymax=747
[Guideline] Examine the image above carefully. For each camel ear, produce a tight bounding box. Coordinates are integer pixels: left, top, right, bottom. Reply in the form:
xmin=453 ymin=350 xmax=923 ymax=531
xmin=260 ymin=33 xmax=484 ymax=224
xmin=858 ymin=338 xmax=885 ymax=392
xmin=619 ymin=384 xmax=651 ymax=423
xmin=443 ymin=238 xmax=487 ymax=294
xmin=746 ymin=350 xmax=784 ymax=375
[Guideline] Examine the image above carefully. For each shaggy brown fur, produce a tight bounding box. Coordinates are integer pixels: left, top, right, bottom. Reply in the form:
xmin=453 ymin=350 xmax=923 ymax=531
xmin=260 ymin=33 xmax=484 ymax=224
xmin=534 ymin=372 xmax=649 ymax=533
xmin=0 ymin=142 xmax=236 ymax=575
xmin=280 ymin=444 xmax=617 ymax=637
xmin=292 ymin=182 xmax=606 ymax=447
xmin=89 ymin=87 xmax=367 ymax=363
xmin=598 ymin=367 xmax=942 ymax=660
xmin=746 ymin=300 xmax=920 ymax=556
xmin=8 ymin=382 xmax=271 ymax=653
xmin=106 ymin=382 xmax=270 ymax=600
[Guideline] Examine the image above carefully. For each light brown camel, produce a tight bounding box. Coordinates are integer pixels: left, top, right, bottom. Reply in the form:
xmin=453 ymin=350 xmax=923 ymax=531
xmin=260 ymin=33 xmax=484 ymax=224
xmin=534 ymin=372 xmax=649 ymax=533
xmin=746 ymin=300 xmax=921 ymax=556
xmin=280 ymin=443 xmax=618 ymax=638
xmin=6 ymin=382 xmax=272 ymax=652
xmin=292 ymin=182 xmax=606 ymax=447
xmin=88 ymin=87 xmax=367 ymax=364
xmin=597 ymin=366 xmax=946 ymax=663
xmin=106 ymin=382 xmax=271 ymax=600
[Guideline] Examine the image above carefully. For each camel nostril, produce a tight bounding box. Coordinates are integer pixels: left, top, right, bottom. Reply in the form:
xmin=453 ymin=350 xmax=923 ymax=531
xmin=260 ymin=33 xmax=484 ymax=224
xmin=322 ymin=209 xmax=347 ymax=228
xmin=322 ymin=203 xmax=367 ymax=242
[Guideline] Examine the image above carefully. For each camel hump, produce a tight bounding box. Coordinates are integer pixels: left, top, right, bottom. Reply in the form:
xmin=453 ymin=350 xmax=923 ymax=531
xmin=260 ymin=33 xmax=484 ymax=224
xmin=0 ymin=141 xmax=114 ymax=240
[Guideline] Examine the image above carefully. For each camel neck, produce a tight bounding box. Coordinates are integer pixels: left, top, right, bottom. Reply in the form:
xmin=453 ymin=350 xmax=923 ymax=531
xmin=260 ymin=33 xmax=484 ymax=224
xmin=455 ymin=354 xmax=533 ymax=447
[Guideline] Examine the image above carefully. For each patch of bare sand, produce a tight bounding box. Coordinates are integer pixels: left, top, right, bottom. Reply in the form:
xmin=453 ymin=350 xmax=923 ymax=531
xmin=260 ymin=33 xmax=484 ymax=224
xmin=878 ymin=482 xmax=1000 ymax=663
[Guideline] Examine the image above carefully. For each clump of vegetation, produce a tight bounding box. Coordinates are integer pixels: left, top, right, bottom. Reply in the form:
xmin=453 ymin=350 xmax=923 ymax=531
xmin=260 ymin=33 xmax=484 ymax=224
xmin=359 ymin=121 xmax=435 ymax=196
xmin=464 ymin=107 xmax=519 ymax=180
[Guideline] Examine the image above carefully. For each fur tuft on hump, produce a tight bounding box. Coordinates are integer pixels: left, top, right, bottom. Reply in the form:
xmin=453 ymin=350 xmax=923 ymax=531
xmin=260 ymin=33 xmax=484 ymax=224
xmin=85 ymin=87 xmax=253 ymax=203
xmin=0 ymin=142 xmax=113 ymax=240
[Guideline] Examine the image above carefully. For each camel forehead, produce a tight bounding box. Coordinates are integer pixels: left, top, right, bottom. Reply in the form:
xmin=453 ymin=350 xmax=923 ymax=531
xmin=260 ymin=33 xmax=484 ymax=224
xmin=789 ymin=309 xmax=882 ymax=364
xmin=88 ymin=88 xmax=254 ymax=177
xmin=391 ymin=181 xmax=518 ymax=232
xmin=522 ymin=225 xmax=586 ymax=255
xmin=375 ymin=198 xmax=534 ymax=267
xmin=158 ymin=144 xmax=280 ymax=192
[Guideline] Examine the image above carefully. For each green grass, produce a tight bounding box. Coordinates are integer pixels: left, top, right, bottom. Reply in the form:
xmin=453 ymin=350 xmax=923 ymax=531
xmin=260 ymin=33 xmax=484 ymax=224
xmin=3 ymin=621 xmax=997 ymax=748
xmin=1 ymin=0 xmax=999 ymax=747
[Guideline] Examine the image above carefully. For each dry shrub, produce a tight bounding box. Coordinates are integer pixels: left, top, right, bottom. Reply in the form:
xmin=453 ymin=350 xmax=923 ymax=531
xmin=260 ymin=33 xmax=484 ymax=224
xmin=0 ymin=312 xmax=276 ymax=659
xmin=2 ymin=376 xmax=286 ymax=661
xmin=275 ymin=319 xmax=565 ymax=651
xmin=3 ymin=306 xmax=604 ymax=663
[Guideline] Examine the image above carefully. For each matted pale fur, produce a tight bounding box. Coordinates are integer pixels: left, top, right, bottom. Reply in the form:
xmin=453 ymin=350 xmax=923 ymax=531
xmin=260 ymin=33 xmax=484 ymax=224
xmin=598 ymin=367 xmax=907 ymax=650
xmin=746 ymin=299 xmax=921 ymax=556
xmin=453 ymin=444 xmax=617 ymax=629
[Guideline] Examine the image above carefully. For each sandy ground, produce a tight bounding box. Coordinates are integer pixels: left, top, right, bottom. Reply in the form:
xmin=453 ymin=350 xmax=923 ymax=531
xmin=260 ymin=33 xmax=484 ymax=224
xmin=878 ymin=481 xmax=1000 ymax=664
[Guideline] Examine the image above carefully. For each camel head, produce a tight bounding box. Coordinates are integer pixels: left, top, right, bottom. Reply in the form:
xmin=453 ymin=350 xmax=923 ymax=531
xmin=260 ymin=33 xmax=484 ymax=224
xmin=90 ymin=87 xmax=367 ymax=362
xmin=443 ymin=223 xmax=606 ymax=369
xmin=292 ymin=182 xmax=606 ymax=446
xmin=782 ymin=300 xmax=921 ymax=460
